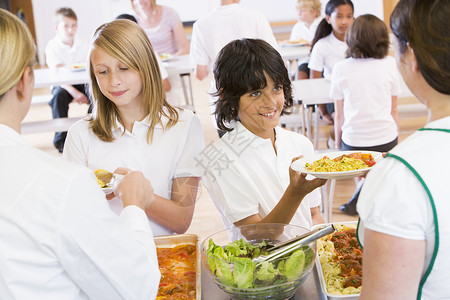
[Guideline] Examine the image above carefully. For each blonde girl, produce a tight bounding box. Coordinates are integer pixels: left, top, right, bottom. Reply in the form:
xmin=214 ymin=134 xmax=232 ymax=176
xmin=64 ymin=19 xmax=205 ymax=236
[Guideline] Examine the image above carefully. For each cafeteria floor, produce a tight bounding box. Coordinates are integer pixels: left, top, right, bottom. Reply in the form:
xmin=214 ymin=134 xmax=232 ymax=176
xmin=24 ymin=73 xmax=427 ymax=242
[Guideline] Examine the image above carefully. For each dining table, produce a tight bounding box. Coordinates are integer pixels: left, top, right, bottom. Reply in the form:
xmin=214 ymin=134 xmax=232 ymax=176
xmin=34 ymin=55 xmax=194 ymax=89
xmin=201 ymin=264 xmax=327 ymax=299
xmin=278 ymin=44 xmax=311 ymax=80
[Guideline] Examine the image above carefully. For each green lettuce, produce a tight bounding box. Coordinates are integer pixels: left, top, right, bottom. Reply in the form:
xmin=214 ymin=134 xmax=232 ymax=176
xmin=206 ymin=238 xmax=311 ymax=289
xmin=232 ymin=257 xmax=254 ymax=289
xmin=255 ymin=261 xmax=280 ymax=283
xmin=278 ymin=249 xmax=305 ymax=281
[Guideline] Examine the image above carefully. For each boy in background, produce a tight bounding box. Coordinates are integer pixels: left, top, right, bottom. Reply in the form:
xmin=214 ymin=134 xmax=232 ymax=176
xmin=45 ymin=7 xmax=90 ymax=153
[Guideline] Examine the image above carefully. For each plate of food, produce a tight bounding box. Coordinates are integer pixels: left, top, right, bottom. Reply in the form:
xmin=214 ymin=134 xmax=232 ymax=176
xmin=279 ymin=38 xmax=309 ymax=47
xmin=291 ymin=151 xmax=382 ymax=179
xmin=94 ymin=169 xmax=123 ymax=194
xmin=313 ymin=222 xmax=361 ymax=299
xmin=158 ymin=53 xmax=173 ymax=62
xmin=67 ymin=63 xmax=86 ymax=72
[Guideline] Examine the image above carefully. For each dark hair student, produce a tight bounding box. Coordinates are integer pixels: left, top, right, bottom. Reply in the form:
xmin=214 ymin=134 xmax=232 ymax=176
xmin=212 ymin=38 xmax=294 ymax=132
xmin=310 ymin=0 xmax=354 ymax=51
xmin=345 ymin=14 xmax=390 ymax=59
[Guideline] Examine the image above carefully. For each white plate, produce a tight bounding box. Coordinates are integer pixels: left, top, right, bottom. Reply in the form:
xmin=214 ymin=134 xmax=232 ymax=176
xmin=291 ymin=151 xmax=382 ymax=179
xmin=313 ymin=221 xmax=360 ymax=300
xmin=67 ymin=63 xmax=86 ymax=72
xmin=102 ymin=186 xmax=114 ymax=194
xmin=279 ymin=41 xmax=308 ymax=47
xmin=159 ymin=53 xmax=173 ymax=62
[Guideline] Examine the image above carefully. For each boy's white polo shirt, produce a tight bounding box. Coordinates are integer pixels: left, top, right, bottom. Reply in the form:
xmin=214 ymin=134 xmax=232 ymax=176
xmin=201 ymin=122 xmax=321 ymax=232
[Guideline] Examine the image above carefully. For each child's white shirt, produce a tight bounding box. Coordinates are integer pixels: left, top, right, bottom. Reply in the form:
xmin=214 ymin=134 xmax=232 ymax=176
xmin=329 ymin=57 xmax=402 ymax=147
xmin=289 ymin=17 xmax=322 ymax=43
xmin=308 ymin=32 xmax=347 ymax=79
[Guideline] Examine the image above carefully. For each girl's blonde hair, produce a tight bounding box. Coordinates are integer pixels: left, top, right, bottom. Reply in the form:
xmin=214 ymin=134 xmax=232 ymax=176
xmin=88 ymin=19 xmax=178 ymax=143
xmin=0 ymin=9 xmax=35 ymax=100
xmin=296 ymin=0 xmax=321 ymax=15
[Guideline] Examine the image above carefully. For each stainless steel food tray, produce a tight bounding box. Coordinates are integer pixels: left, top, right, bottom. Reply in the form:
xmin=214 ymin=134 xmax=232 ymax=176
xmin=154 ymin=233 xmax=201 ymax=300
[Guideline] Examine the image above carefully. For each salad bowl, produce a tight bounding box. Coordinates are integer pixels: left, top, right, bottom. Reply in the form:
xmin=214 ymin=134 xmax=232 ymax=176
xmin=201 ymin=223 xmax=316 ymax=300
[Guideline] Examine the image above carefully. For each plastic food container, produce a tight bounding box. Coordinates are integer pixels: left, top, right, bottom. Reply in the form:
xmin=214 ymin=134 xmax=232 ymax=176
xmin=154 ymin=233 xmax=201 ymax=299
xmin=313 ymin=222 xmax=360 ymax=300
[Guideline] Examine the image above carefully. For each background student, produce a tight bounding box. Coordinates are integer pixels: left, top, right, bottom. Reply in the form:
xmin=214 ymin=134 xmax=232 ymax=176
xmin=289 ymin=0 xmax=322 ymax=79
xmin=0 ymin=9 xmax=160 ymax=299
xmin=63 ymin=19 xmax=205 ymax=236
xmin=45 ymin=7 xmax=91 ymax=153
xmin=330 ymin=14 xmax=401 ymax=215
xmin=357 ymin=0 xmax=450 ymax=298
xmin=308 ymin=0 xmax=354 ymax=142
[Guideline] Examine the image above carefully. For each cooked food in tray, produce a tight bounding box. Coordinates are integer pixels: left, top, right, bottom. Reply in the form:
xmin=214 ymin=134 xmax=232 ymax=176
xmin=305 ymin=152 xmax=376 ymax=172
xmin=157 ymin=244 xmax=197 ymax=299
xmin=317 ymin=223 xmax=362 ymax=296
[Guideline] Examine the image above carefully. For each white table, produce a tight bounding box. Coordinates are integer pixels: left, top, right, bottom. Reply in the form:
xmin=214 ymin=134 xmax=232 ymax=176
xmin=292 ymin=78 xmax=333 ymax=149
xmin=279 ymin=44 xmax=310 ymax=61
xmin=162 ymin=55 xmax=195 ymax=110
xmin=279 ymin=45 xmax=311 ymax=80
xmin=35 ymin=56 xmax=194 ymax=89
xmin=34 ymin=68 xmax=89 ymax=89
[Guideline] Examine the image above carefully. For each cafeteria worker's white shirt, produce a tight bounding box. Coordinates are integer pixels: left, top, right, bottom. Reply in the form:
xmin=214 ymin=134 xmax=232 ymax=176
xmin=63 ymin=108 xmax=205 ymax=236
xmin=0 ymin=124 xmax=160 ymax=300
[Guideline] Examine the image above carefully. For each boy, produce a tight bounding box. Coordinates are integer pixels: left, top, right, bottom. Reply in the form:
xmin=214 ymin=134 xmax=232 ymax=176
xmin=45 ymin=7 xmax=90 ymax=152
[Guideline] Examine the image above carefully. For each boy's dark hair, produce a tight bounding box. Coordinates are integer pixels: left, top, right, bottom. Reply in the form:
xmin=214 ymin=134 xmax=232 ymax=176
xmin=115 ymin=13 xmax=137 ymax=23
xmin=55 ymin=7 xmax=77 ymax=22
xmin=391 ymin=0 xmax=450 ymax=95
xmin=213 ymin=38 xmax=293 ymax=132
xmin=310 ymin=0 xmax=354 ymax=52
xmin=345 ymin=14 xmax=389 ymax=59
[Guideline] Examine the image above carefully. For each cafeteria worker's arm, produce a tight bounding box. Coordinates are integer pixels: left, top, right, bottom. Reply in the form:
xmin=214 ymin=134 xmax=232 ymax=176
xmin=59 ymin=169 xmax=160 ymax=299
xmin=359 ymin=229 xmax=425 ymax=300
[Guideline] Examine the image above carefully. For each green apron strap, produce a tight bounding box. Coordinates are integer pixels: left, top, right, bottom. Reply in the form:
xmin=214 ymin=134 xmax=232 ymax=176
xmin=386 ymin=152 xmax=439 ymax=300
xmin=418 ymin=127 xmax=450 ymax=133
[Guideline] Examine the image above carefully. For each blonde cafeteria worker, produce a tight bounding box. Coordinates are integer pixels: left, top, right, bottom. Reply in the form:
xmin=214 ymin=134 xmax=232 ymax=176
xmin=0 ymin=9 xmax=160 ymax=299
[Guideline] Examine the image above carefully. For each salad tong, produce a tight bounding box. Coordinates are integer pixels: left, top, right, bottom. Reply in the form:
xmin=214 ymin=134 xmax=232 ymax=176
xmin=252 ymin=224 xmax=336 ymax=263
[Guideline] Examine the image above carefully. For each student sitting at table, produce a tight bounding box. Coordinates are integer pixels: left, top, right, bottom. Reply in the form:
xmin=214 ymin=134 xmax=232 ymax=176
xmin=308 ymin=0 xmax=354 ymax=140
xmin=289 ymin=0 xmax=322 ymax=79
xmin=200 ymin=38 xmax=327 ymax=231
xmin=63 ymin=19 xmax=205 ymax=236
xmin=0 ymin=9 xmax=160 ymax=299
xmin=45 ymin=7 xmax=91 ymax=153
